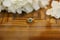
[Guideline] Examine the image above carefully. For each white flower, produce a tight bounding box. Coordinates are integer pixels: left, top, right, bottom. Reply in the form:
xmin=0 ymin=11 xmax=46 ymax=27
xmin=46 ymin=1 xmax=60 ymax=19
xmin=39 ymin=0 xmax=50 ymax=7
xmin=51 ymin=1 xmax=60 ymax=8
xmin=0 ymin=0 xmax=4 ymax=12
xmin=0 ymin=0 xmax=49 ymax=14
xmin=32 ymin=0 xmax=40 ymax=10
xmin=2 ymin=0 xmax=33 ymax=14
xmin=22 ymin=3 xmax=33 ymax=13
xmin=46 ymin=8 xmax=52 ymax=15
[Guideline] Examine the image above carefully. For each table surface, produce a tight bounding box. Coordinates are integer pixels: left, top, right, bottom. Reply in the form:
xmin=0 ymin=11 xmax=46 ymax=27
xmin=0 ymin=0 xmax=60 ymax=40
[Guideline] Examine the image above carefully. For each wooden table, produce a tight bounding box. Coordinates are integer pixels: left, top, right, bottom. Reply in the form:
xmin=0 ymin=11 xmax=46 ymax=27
xmin=0 ymin=0 xmax=60 ymax=40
